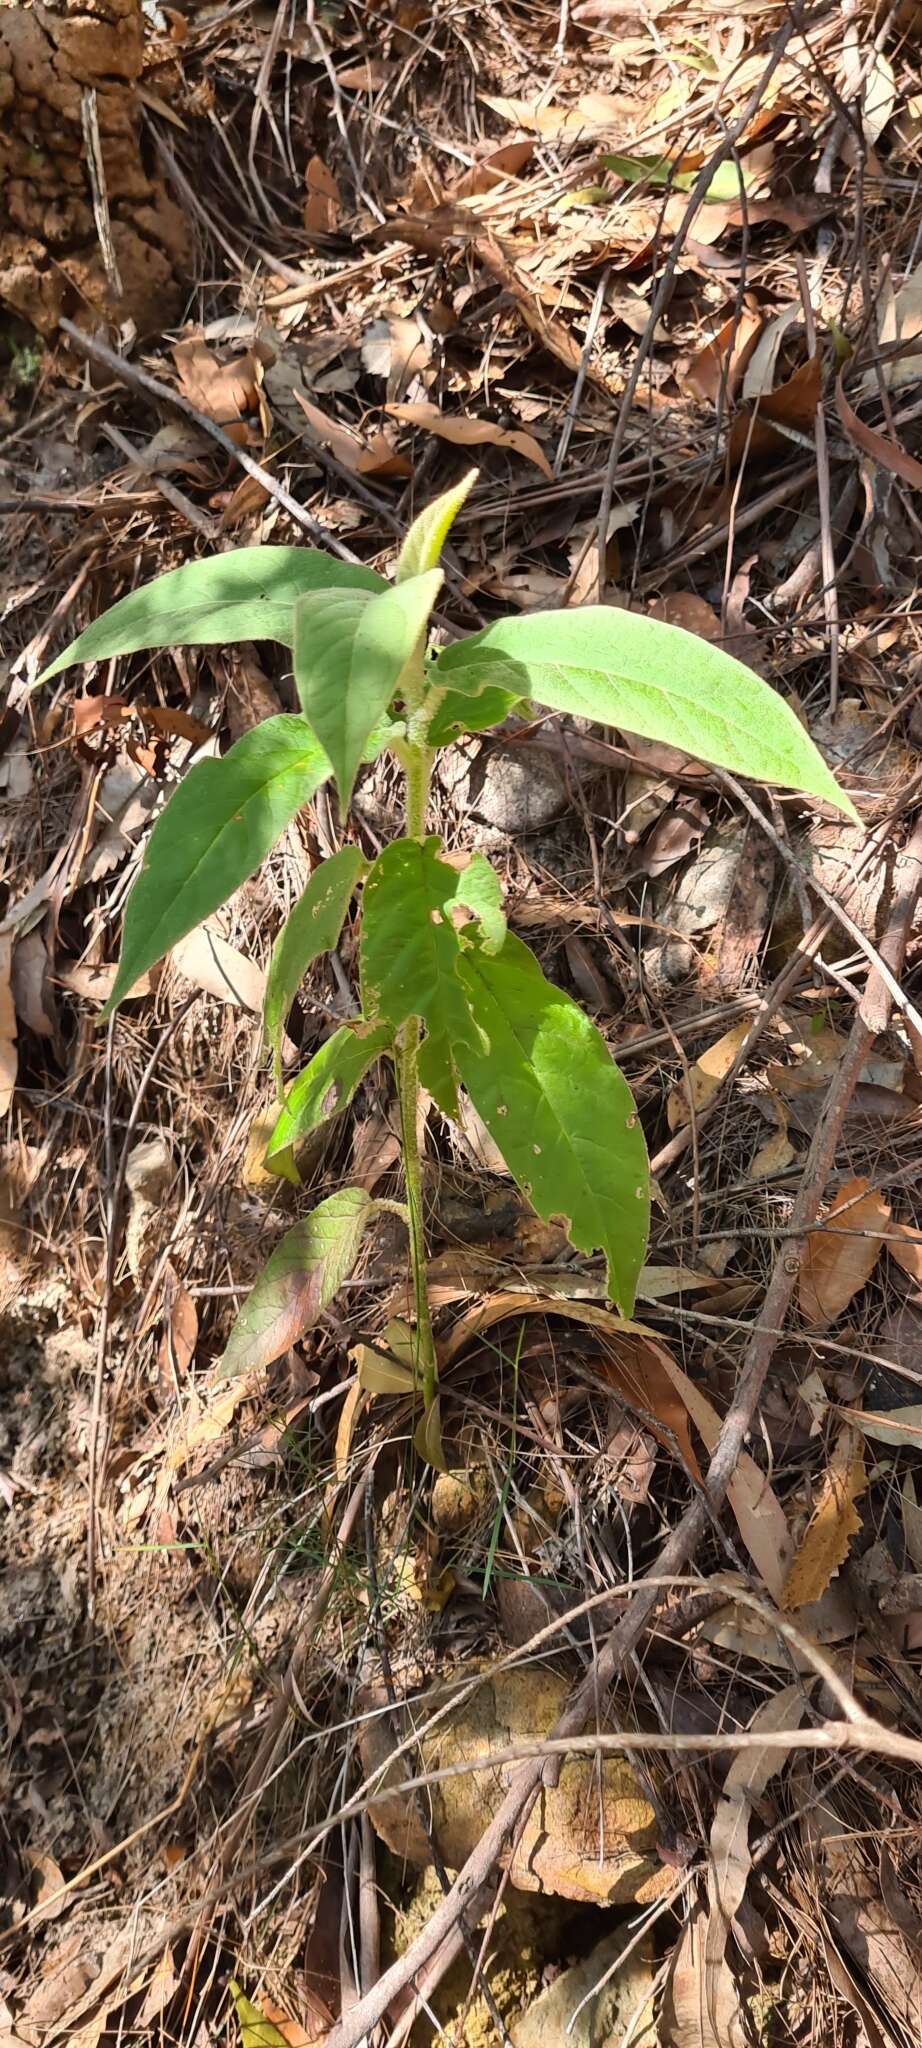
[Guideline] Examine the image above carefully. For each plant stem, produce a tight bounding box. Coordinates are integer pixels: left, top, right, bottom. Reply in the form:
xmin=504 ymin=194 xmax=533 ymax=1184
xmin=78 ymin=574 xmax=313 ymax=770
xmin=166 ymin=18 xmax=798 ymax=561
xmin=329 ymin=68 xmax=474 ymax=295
xmin=393 ymin=639 xmax=439 ymax=1407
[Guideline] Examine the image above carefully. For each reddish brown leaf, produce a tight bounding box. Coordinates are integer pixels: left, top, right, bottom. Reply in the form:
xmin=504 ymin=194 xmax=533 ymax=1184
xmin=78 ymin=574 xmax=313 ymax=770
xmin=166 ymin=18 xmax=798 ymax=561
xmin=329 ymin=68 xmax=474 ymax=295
xmin=781 ymin=1425 xmax=866 ymax=1610
xmin=303 ymin=154 xmax=340 ymax=234
xmin=728 ymin=352 xmax=822 ymax=465
xmin=835 ymin=368 xmax=922 ymax=489
xmin=799 ymin=1174 xmax=890 ymax=1327
xmin=684 ymin=306 xmax=763 ymax=405
xmin=386 ymin=399 xmax=553 ymax=478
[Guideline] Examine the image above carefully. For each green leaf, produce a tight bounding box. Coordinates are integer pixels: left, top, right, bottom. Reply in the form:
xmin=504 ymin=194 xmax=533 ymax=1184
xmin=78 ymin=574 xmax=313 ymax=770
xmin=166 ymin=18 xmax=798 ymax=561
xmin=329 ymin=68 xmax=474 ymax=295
xmin=360 ymin=836 xmax=493 ymax=1116
xmin=396 ymin=470 xmax=478 ymax=582
xmin=216 ymin=1188 xmax=373 ymax=1378
xmin=266 ymin=1019 xmax=393 ymax=1164
xmin=453 ymin=852 xmax=506 ymax=955
xmin=38 ymin=548 xmax=385 ymax=682
xmin=434 ymin=610 xmax=857 ymax=821
xmin=426 ymin=682 xmax=521 ymax=747
xmin=102 ymin=715 xmax=330 ymax=1016
xmin=264 ymin=847 xmax=366 ymax=1095
xmin=454 ymin=933 xmax=649 ymax=1314
xmin=600 ymin=152 xmax=745 ymax=202
xmin=356 ymin=1346 xmax=416 ymax=1394
xmin=229 ymin=1981 xmax=290 ymax=2048
xmin=293 ymin=571 xmax=442 ymax=808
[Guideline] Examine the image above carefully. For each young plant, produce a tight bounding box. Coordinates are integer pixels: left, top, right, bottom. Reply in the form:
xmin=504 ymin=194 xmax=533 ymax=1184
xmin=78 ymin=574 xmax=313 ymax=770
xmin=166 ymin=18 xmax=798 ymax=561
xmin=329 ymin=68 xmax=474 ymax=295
xmin=41 ymin=474 xmax=855 ymax=1467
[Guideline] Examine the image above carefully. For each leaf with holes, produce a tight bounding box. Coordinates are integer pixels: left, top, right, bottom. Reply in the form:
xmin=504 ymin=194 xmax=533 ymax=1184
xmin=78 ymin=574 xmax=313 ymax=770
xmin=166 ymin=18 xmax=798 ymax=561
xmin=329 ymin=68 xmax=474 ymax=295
xmin=216 ymin=1188 xmax=374 ymax=1378
xmin=293 ymin=571 xmax=442 ymax=807
xmin=266 ymin=1019 xmax=393 ymax=1169
xmin=454 ymin=933 xmax=649 ymax=1313
xmin=434 ymin=610 xmax=857 ymax=819
xmin=38 ymin=548 xmax=385 ymax=681
xmin=102 ymin=716 xmax=331 ymax=1016
xmin=264 ymin=847 xmax=366 ymax=1095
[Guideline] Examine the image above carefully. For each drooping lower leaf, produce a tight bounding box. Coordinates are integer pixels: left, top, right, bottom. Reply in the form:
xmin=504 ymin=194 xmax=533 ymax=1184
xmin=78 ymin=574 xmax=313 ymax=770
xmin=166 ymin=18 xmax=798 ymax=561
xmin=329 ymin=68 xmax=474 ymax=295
xmin=264 ymin=846 xmax=366 ymax=1094
xmin=38 ymin=548 xmax=385 ymax=683
xmin=216 ymin=1187 xmax=373 ymax=1378
xmin=102 ymin=716 xmax=330 ymax=1016
xmin=293 ymin=571 xmax=442 ymax=808
xmin=455 ymin=933 xmax=649 ymax=1313
xmin=395 ymin=469 xmax=477 ymax=583
xmin=266 ymin=1019 xmax=393 ymax=1164
xmin=360 ymin=836 xmax=493 ymax=1113
xmin=434 ymin=610 xmax=857 ymax=820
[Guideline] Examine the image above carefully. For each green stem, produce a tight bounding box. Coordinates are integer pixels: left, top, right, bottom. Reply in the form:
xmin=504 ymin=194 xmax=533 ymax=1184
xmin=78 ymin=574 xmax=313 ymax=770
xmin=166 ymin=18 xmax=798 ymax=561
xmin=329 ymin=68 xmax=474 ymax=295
xmin=393 ymin=634 xmax=439 ymax=1409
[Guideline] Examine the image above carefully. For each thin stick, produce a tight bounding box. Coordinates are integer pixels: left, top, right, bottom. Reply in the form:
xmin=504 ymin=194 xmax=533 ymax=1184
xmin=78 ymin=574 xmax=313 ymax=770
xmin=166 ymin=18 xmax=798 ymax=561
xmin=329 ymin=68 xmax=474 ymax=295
xmin=58 ymin=320 xmax=365 ymax=565
xmin=796 ymin=252 xmax=840 ymax=709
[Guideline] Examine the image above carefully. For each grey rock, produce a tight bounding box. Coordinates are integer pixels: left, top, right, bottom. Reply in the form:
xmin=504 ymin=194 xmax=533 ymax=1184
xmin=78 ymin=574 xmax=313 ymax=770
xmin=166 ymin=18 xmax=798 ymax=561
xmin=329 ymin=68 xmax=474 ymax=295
xmin=511 ymin=1930 xmax=655 ymax=2048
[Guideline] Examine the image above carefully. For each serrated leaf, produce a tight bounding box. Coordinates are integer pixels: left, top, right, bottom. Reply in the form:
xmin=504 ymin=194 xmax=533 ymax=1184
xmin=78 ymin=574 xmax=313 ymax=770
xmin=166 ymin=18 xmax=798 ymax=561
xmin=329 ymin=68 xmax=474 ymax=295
xmin=434 ymin=611 xmax=857 ymax=820
xmin=266 ymin=1019 xmax=393 ymax=1163
xmin=102 ymin=716 xmax=330 ymax=1016
xmin=216 ymin=1188 xmax=373 ymax=1378
xmin=38 ymin=548 xmax=386 ymax=682
xmin=264 ymin=847 xmax=366 ymax=1094
xmin=360 ymin=836 xmax=490 ymax=1116
xmin=395 ymin=470 xmax=478 ymax=582
xmin=293 ymin=571 xmax=442 ymax=808
xmin=454 ymin=933 xmax=649 ymax=1313
xmin=426 ymin=682 xmax=521 ymax=746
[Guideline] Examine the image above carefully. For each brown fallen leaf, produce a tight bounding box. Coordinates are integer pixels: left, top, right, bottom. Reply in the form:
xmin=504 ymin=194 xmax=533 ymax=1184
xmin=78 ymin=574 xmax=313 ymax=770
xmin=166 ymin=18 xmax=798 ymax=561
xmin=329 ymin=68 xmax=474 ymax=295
xmin=452 ymin=138 xmax=535 ymax=198
xmin=835 ymin=367 xmax=922 ymax=489
xmin=57 ymin=960 xmax=152 ymax=1003
xmin=666 ymin=1019 xmax=751 ymax=1131
xmin=728 ymin=352 xmax=822 ymax=466
xmin=887 ymin=1219 xmax=922 ymax=1283
xmin=172 ymin=339 xmax=265 ymax=444
xmin=172 ymin=922 xmax=265 ymax=1010
xmin=684 ymin=305 xmax=763 ymax=405
xmin=303 ymin=154 xmax=340 ymax=234
xmin=661 ymin=1901 xmax=745 ymax=2048
xmin=782 ymin=1425 xmax=867 ymax=1610
xmin=656 ymin=1350 xmax=793 ymax=1596
xmin=702 ymin=1684 xmax=808 ymax=2039
xmin=293 ymin=390 xmax=411 ymax=478
xmin=479 ymin=90 xmax=628 ymax=139
xmin=799 ymin=1174 xmax=890 ymax=1327
xmin=386 ymin=399 xmax=553 ymax=478
xmin=158 ymin=1274 xmax=198 ymax=1386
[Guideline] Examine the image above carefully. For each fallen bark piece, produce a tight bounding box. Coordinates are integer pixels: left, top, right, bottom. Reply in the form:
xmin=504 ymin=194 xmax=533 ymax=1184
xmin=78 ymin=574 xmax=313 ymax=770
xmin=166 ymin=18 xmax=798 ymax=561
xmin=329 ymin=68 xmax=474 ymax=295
xmin=360 ymin=1665 xmax=670 ymax=1906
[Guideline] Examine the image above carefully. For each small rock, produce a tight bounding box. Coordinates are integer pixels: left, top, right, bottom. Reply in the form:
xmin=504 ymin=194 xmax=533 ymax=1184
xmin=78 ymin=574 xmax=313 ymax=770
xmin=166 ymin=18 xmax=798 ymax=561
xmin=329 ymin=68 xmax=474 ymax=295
xmin=511 ymin=1929 xmax=656 ymax=2048
xmin=439 ymin=739 xmax=567 ymax=837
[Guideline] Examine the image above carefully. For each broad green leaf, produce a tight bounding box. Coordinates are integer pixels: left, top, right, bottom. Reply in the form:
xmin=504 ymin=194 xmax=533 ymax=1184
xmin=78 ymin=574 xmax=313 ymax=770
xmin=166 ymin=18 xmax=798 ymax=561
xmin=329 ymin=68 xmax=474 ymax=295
xmin=396 ymin=469 xmax=478 ymax=582
xmin=601 ymin=153 xmax=746 ymax=202
xmin=426 ymin=682 xmax=521 ymax=746
xmin=102 ymin=715 xmax=330 ymax=1016
xmin=229 ymin=1981 xmax=290 ymax=2048
xmin=216 ymin=1187 xmax=373 ymax=1378
xmin=266 ymin=1019 xmax=393 ymax=1164
xmin=356 ymin=1346 xmax=416 ymax=1394
xmin=293 ymin=571 xmax=442 ymax=808
xmin=264 ymin=847 xmax=366 ymax=1095
xmin=453 ymin=853 xmax=506 ymax=955
xmin=360 ymin=836 xmax=489 ymax=1117
xmin=434 ymin=610 xmax=857 ymax=820
xmin=455 ymin=933 xmax=649 ymax=1314
xmin=38 ymin=548 xmax=385 ymax=682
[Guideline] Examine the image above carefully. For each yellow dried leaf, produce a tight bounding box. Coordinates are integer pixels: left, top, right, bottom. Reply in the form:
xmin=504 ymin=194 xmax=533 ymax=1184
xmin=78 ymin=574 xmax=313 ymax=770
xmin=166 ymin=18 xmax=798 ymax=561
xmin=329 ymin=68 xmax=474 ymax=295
xmin=666 ymin=1020 xmax=751 ymax=1130
xmin=748 ymin=1128 xmax=795 ymax=1179
xmin=386 ymin=400 xmax=553 ymax=480
xmin=799 ymin=1175 xmax=889 ymax=1327
xmin=782 ymin=1426 xmax=866 ymax=1610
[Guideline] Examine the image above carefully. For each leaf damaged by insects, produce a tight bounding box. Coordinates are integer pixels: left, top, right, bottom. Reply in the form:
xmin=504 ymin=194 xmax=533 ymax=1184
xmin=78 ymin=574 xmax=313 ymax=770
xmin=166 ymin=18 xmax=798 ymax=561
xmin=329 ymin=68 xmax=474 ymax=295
xmin=216 ymin=1188 xmax=374 ymax=1378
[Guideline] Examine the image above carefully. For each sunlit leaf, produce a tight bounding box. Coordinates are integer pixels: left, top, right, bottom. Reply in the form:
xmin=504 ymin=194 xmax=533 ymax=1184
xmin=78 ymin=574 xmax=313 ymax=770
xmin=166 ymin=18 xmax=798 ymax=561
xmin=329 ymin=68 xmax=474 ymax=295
xmin=425 ymin=681 xmax=521 ymax=745
xmin=414 ymin=1397 xmax=448 ymax=1471
xmin=455 ymin=933 xmax=649 ymax=1314
xmin=396 ymin=469 xmax=478 ymax=582
xmin=102 ymin=716 xmax=330 ymax=1016
xmin=265 ymin=1019 xmax=393 ymax=1165
xmin=229 ymin=1980 xmax=290 ymax=2048
xmin=38 ymin=548 xmax=385 ymax=681
xmin=264 ymin=847 xmax=366 ymax=1094
xmin=293 ymin=571 xmax=442 ymax=807
xmin=360 ymin=836 xmax=492 ymax=1117
xmin=601 ymin=152 xmax=746 ymax=202
xmin=216 ymin=1188 xmax=373 ymax=1377
xmin=434 ymin=610 xmax=857 ymax=819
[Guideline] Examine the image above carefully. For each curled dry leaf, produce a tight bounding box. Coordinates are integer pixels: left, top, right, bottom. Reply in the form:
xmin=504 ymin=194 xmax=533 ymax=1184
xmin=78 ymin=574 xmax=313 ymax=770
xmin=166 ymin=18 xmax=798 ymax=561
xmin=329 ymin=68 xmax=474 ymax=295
xmin=887 ymin=1219 xmax=922 ymax=1284
xmin=835 ymin=367 xmax=922 ymax=489
xmin=172 ymin=339 xmax=267 ymax=444
xmin=662 ymin=1900 xmax=745 ymax=2048
xmin=799 ymin=1174 xmax=890 ymax=1328
xmin=728 ymin=352 xmax=822 ymax=466
xmin=294 ymin=390 xmax=411 ymax=478
xmin=656 ymin=1349 xmax=793 ymax=1596
xmin=666 ymin=1019 xmax=751 ymax=1131
xmin=684 ymin=305 xmax=763 ymax=405
xmin=386 ymin=400 xmax=553 ymax=479
xmin=781 ymin=1425 xmax=867 ymax=1610
xmin=303 ymin=154 xmax=340 ymax=234
xmin=172 ymin=921 xmax=265 ymax=1011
